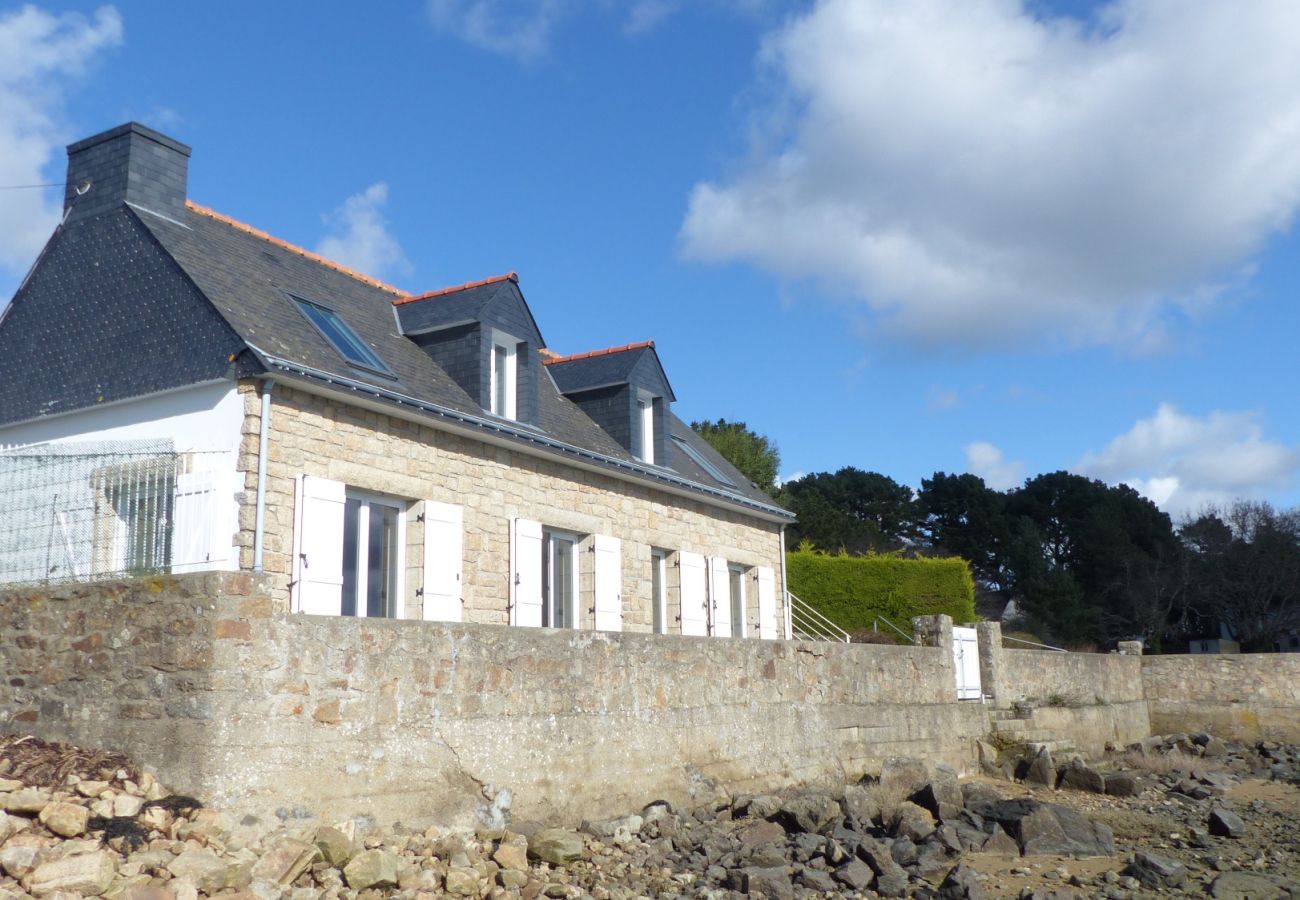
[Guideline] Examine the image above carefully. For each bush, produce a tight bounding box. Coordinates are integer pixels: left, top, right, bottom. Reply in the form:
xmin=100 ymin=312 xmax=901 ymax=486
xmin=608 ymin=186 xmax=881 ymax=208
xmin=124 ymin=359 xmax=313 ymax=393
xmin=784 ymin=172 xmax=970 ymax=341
xmin=786 ymin=549 xmax=976 ymax=632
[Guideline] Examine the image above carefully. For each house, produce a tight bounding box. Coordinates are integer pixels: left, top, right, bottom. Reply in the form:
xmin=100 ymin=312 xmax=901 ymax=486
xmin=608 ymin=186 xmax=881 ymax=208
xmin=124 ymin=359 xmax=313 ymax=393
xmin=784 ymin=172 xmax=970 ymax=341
xmin=0 ymin=122 xmax=793 ymax=639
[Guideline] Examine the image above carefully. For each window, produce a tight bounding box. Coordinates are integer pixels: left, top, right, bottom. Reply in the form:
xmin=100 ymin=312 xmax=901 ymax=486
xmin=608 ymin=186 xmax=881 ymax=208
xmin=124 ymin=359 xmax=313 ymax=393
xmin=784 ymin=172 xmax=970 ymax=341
xmin=650 ymin=548 xmax=668 ymax=634
xmin=291 ymin=295 xmax=392 ymax=374
xmin=671 ymin=436 xmax=736 ymax=487
xmin=489 ymin=335 xmax=517 ymax=419
xmin=636 ymin=393 xmax=656 ymax=464
xmin=542 ymin=528 xmax=578 ymax=628
xmin=340 ymin=492 xmax=404 ymax=618
xmin=107 ymin=473 xmax=174 ymax=575
xmin=728 ymin=563 xmax=746 ymax=638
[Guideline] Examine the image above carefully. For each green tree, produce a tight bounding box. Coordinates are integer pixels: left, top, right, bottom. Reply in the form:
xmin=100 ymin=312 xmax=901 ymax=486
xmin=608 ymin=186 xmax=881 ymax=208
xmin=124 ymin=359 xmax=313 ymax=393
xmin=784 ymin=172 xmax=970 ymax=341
xmin=689 ymin=419 xmax=780 ymax=494
xmin=784 ymin=468 xmax=922 ymax=553
xmin=918 ymin=472 xmax=1013 ymax=590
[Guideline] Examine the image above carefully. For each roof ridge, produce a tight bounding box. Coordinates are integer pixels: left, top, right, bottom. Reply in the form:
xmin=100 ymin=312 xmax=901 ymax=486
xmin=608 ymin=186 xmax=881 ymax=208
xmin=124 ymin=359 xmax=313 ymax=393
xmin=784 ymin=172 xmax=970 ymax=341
xmin=394 ymin=272 xmax=519 ymax=306
xmin=542 ymin=340 xmax=655 ymax=365
xmin=184 ymin=201 xmax=408 ymax=297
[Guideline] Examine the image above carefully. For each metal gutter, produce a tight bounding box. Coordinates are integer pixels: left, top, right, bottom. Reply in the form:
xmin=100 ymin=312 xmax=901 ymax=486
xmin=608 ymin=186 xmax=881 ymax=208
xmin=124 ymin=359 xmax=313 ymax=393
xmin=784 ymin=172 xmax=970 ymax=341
xmin=253 ymin=378 xmax=273 ymax=572
xmin=245 ymin=346 xmax=794 ymax=524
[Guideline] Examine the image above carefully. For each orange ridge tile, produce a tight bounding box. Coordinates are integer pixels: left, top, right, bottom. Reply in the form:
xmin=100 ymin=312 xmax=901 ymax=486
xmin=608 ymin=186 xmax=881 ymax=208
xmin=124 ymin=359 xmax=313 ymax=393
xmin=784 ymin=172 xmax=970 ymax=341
xmin=184 ymin=201 xmax=408 ymax=296
xmin=394 ymin=272 xmax=519 ymax=305
xmin=542 ymin=340 xmax=656 ymax=365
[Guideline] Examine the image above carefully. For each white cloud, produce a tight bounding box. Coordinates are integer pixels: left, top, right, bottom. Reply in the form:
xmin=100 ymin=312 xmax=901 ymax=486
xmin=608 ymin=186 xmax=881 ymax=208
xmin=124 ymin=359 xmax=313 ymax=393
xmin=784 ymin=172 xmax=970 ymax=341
xmin=1078 ymin=403 xmax=1300 ymax=517
xmin=316 ymin=183 xmax=411 ymax=281
xmin=925 ymin=387 xmax=959 ymax=413
xmin=964 ymin=441 xmax=1024 ymax=492
xmin=681 ymin=0 xmax=1300 ymax=351
xmin=776 ymin=470 xmax=805 ymax=487
xmin=0 ymin=5 xmax=122 ymax=277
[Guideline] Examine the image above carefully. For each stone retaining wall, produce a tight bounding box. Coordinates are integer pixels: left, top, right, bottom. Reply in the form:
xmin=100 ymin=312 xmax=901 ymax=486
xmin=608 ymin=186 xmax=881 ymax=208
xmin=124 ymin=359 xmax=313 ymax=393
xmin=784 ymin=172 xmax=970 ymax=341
xmin=1141 ymin=654 xmax=1300 ymax=741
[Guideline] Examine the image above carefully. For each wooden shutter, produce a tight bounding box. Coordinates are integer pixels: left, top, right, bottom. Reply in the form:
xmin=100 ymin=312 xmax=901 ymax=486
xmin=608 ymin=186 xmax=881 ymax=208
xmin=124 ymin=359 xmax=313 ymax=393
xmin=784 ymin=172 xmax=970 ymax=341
xmin=171 ymin=470 xmax=233 ymax=574
xmin=708 ymin=556 xmax=731 ymax=637
xmin=422 ymin=501 xmax=463 ymax=622
xmin=678 ymin=551 xmax=708 ymax=636
xmin=511 ymin=518 xmax=543 ymax=627
xmin=292 ymin=475 xmax=346 ymax=616
xmin=593 ymin=534 xmax=622 ymax=632
xmin=756 ymin=566 xmax=777 ymax=639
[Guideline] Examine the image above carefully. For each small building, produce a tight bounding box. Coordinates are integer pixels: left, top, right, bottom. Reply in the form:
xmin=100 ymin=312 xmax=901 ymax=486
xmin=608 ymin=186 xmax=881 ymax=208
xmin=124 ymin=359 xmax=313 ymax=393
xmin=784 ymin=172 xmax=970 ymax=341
xmin=0 ymin=122 xmax=793 ymax=639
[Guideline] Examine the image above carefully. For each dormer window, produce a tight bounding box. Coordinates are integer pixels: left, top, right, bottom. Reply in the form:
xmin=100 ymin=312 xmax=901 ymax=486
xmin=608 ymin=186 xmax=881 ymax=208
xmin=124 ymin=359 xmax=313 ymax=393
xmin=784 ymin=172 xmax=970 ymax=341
xmin=489 ymin=332 xmax=518 ymax=419
xmin=636 ymin=392 xmax=655 ymax=464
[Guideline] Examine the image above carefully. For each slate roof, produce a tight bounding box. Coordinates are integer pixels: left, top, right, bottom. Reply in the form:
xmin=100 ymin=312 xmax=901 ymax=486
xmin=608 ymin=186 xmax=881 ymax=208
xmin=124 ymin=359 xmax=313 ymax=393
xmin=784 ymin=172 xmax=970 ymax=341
xmin=118 ymin=202 xmax=787 ymax=517
xmin=545 ymin=341 xmax=676 ymax=401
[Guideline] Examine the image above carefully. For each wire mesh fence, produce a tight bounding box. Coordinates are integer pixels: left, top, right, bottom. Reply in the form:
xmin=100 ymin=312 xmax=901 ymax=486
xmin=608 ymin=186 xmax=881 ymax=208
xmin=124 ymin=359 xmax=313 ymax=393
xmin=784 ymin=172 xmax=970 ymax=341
xmin=0 ymin=441 xmax=236 ymax=587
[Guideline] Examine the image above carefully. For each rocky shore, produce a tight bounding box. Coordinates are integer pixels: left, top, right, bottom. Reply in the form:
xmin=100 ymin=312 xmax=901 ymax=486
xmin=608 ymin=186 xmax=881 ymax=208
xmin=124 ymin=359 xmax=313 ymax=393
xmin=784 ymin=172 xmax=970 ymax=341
xmin=1 ymin=733 xmax=1298 ymax=899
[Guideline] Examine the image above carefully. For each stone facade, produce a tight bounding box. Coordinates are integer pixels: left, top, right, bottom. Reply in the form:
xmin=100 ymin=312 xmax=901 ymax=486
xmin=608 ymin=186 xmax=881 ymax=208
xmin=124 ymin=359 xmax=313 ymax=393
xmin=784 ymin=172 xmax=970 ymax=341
xmin=1142 ymin=653 xmax=1300 ymax=741
xmin=235 ymin=382 xmax=789 ymax=635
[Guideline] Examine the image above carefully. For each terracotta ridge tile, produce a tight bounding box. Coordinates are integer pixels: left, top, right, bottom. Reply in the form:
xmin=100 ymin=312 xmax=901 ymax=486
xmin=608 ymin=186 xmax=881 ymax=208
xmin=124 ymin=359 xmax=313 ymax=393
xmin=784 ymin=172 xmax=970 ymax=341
xmin=393 ymin=272 xmax=519 ymax=306
xmin=542 ymin=340 xmax=656 ymax=365
xmin=185 ymin=201 xmax=407 ymax=296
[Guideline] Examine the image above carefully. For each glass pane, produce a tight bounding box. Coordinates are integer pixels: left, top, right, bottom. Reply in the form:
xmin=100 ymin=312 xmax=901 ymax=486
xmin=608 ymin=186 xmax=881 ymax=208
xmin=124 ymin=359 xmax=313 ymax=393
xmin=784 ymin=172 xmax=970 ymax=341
xmin=294 ymin=298 xmax=388 ymax=371
xmin=541 ymin=535 xmax=553 ymax=628
xmin=553 ymin=536 xmax=574 ymax=628
xmin=493 ymin=344 xmax=508 ymax=414
xmin=651 ymin=552 xmax=665 ymax=634
xmin=730 ymin=568 xmax=744 ymax=637
xmin=367 ymin=503 xmax=398 ymax=618
xmin=341 ymin=498 xmax=360 ymax=617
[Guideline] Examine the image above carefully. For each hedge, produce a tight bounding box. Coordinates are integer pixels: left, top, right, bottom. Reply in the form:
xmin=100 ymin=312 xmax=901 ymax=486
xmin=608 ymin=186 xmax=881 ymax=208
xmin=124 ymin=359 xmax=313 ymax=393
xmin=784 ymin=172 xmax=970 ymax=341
xmin=785 ymin=549 xmax=976 ymax=633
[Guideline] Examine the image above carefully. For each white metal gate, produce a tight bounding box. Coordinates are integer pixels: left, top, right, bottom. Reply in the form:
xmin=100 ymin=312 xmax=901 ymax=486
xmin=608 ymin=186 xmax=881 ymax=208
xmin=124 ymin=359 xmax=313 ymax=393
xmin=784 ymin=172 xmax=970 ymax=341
xmin=952 ymin=626 xmax=982 ymax=700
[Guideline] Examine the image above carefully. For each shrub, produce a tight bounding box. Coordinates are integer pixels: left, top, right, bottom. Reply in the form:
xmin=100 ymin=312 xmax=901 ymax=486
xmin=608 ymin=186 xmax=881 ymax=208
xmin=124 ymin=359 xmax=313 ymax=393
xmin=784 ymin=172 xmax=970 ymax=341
xmin=786 ymin=549 xmax=976 ymax=632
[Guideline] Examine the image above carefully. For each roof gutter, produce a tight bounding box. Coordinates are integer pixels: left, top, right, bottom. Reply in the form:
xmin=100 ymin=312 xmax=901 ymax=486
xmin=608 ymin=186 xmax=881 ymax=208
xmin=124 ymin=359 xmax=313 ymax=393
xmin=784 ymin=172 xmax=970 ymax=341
xmin=252 ymin=377 xmax=274 ymax=572
xmin=246 ymin=347 xmax=794 ymax=524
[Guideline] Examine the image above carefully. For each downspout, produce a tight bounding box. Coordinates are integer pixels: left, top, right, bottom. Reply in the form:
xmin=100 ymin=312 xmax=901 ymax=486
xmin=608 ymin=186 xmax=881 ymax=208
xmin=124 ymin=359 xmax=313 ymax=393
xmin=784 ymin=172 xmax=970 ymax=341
xmin=252 ymin=378 xmax=274 ymax=572
xmin=779 ymin=524 xmax=791 ymax=640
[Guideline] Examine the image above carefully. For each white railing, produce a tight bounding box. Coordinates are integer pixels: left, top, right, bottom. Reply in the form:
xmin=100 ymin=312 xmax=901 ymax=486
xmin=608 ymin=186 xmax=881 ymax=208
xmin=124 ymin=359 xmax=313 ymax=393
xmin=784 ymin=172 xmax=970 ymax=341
xmin=0 ymin=442 xmax=234 ymax=587
xmin=872 ymin=614 xmax=917 ymax=644
xmin=788 ymin=591 xmax=851 ymax=643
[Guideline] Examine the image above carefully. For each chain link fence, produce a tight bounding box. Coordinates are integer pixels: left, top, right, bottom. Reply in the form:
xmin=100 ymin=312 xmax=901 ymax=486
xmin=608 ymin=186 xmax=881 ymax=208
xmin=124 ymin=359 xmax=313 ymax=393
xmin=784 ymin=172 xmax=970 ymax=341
xmin=0 ymin=441 xmax=235 ymax=587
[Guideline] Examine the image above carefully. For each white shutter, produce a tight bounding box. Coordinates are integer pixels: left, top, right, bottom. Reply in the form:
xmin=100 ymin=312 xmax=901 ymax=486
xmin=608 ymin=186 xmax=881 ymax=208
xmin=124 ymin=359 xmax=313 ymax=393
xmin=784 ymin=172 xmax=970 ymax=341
xmin=678 ymin=551 xmax=708 ymax=636
xmin=593 ymin=534 xmax=622 ymax=632
xmin=511 ymin=518 xmax=543 ymax=627
xmin=172 ymin=471 xmax=216 ymax=574
xmin=422 ymin=501 xmax=463 ymax=622
xmin=708 ymin=556 xmax=731 ymax=638
xmin=756 ymin=566 xmax=777 ymax=640
xmin=292 ymin=475 xmax=346 ymax=616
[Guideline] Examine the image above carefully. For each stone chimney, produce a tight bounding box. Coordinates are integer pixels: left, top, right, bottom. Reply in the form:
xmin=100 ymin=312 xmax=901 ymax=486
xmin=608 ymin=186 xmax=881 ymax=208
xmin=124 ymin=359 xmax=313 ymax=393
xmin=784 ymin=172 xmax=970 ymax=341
xmin=64 ymin=122 xmax=191 ymax=225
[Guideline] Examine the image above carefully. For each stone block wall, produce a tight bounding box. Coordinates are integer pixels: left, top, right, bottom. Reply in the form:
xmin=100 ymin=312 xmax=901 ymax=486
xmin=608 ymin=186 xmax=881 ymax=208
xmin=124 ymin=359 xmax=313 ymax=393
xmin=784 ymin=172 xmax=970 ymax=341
xmin=1142 ymin=654 xmax=1300 ymax=741
xmin=0 ymin=575 xmax=984 ymax=832
xmin=236 ymin=384 xmax=788 ymax=635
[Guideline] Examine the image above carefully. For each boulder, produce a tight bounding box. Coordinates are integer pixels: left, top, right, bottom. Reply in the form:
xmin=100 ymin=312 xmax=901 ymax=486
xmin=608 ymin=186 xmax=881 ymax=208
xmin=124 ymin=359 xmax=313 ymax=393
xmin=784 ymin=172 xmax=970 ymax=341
xmin=740 ymin=865 xmax=794 ymax=900
xmin=967 ymin=799 xmax=1114 ymax=857
xmin=1124 ymin=851 xmax=1187 ymax=889
xmin=342 ymin=849 xmax=400 ymax=891
xmin=1208 ymin=806 xmax=1245 ymax=838
xmin=776 ymin=793 xmax=841 ymax=834
xmin=251 ymin=837 xmax=320 ymax=886
xmin=37 ymin=801 xmax=88 ymax=837
xmin=841 ymin=783 xmax=880 ymax=826
xmin=167 ymin=848 xmax=233 ymax=895
xmin=27 ymin=850 xmax=117 ymax=898
xmin=527 ymin=828 xmax=585 ymax=866
xmin=0 ymin=832 xmax=55 ymax=880
xmin=1024 ymin=747 xmax=1056 ymax=789
xmin=889 ymin=801 xmax=936 ymax=842
xmin=857 ymin=837 xmax=909 ymax=896
xmin=1104 ymin=772 xmax=1140 ymax=797
xmin=938 ymin=862 xmax=985 ymax=899
xmin=797 ymin=868 xmax=838 ymax=893
xmin=832 ymin=858 xmax=874 ymax=891
xmin=493 ymin=833 xmax=529 ymax=872
xmin=879 ymin=757 xmax=932 ymax=795
xmin=444 ymin=866 xmax=480 ymax=896
xmin=1209 ymin=871 xmax=1298 ymax=899
xmin=2 ymin=788 xmax=51 ymax=814
xmin=1058 ymin=759 xmax=1105 ymax=794
xmin=979 ymin=824 xmax=1020 ymax=858
xmin=909 ymin=769 xmax=963 ymax=821
xmin=313 ymin=825 xmax=356 ymax=867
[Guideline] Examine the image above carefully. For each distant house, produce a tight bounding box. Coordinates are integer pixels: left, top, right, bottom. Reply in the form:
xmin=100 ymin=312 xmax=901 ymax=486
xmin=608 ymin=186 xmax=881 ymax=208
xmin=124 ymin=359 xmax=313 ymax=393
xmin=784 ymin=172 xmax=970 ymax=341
xmin=0 ymin=122 xmax=793 ymax=639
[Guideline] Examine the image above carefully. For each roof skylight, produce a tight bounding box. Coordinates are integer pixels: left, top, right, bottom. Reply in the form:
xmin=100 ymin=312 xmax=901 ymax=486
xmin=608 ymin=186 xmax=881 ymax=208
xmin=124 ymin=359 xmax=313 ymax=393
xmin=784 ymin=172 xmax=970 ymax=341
xmin=671 ymin=436 xmax=736 ymax=487
xmin=291 ymin=295 xmax=392 ymax=375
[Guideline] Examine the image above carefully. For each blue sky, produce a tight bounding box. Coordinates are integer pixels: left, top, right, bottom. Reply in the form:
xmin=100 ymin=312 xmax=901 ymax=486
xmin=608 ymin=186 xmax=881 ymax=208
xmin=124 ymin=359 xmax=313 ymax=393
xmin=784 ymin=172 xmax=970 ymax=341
xmin=2 ymin=0 xmax=1299 ymax=518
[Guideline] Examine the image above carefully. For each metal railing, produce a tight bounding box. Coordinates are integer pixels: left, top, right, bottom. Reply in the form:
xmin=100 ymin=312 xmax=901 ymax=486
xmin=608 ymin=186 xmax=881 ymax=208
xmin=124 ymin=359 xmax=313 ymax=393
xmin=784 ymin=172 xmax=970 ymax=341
xmin=788 ymin=591 xmax=851 ymax=643
xmin=0 ymin=441 xmax=235 ymax=587
xmin=872 ymin=614 xmax=917 ymax=644
xmin=1003 ymin=635 xmax=1066 ymax=652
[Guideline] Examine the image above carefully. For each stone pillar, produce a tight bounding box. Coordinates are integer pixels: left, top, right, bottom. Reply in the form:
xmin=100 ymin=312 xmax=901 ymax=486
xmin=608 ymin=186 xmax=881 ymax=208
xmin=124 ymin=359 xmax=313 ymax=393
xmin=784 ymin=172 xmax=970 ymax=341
xmin=975 ymin=621 xmax=1009 ymax=707
xmin=1116 ymin=640 xmax=1143 ymax=656
xmin=912 ymin=614 xmax=953 ymax=657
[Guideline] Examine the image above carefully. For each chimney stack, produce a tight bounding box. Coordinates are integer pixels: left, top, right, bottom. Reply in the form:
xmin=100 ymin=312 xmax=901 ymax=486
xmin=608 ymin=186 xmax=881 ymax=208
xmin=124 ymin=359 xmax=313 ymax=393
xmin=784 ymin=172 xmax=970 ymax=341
xmin=64 ymin=122 xmax=191 ymax=225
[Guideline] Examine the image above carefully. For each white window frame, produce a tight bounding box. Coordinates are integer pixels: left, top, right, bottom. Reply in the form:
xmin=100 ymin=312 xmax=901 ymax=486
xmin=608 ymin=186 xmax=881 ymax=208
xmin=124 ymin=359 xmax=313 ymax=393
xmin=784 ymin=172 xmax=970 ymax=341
xmin=650 ymin=548 xmax=668 ymax=634
xmin=728 ymin=563 xmax=747 ymax=638
xmin=542 ymin=527 xmax=580 ymax=628
xmin=342 ymin=488 xmax=407 ymax=619
xmin=488 ymin=330 xmax=518 ymax=420
xmin=636 ymin=391 xmax=655 ymax=464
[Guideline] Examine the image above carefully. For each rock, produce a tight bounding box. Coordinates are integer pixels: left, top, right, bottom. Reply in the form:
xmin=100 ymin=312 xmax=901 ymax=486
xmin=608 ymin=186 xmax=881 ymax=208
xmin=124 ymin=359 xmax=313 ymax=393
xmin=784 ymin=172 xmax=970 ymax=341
xmin=251 ymin=837 xmax=320 ymax=885
xmin=168 ymin=848 xmax=235 ymax=895
xmin=37 ymin=801 xmax=88 ymax=837
xmin=833 ymin=858 xmax=875 ymax=891
xmin=493 ymin=833 xmax=529 ymax=872
xmin=938 ymin=861 xmax=984 ymax=899
xmin=27 ymin=850 xmax=117 ymax=898
xmin=960 ymin=782 xmax=1003 ymax=806
xmin=880 ymin=757 xmax=931 ymax=795
xmin=1124 ymin=850 xmax=1187 ymax=889
xmin=2 ymin=788 xmax=51 ymax=814
xmin=1058 ymin=759 xmax=1105 ymax=794
xmin=738 ymin=819 xmax=786 ymax=850
xmin=499 ymin=867 xmax=530 ymax=889
xmin=0 ymin=833 xmax=58 ymax=880
xmin=1104 ymin=772 xmax=1140 ymax=797
xmin=979 ymin=824 xmax=1020 ymax=857
xmin=342 ymin=849 xmax=401 ymax=891
xmin=1025 ymin=747 xmax=1056 ymax=789
xmin=114 ymin=793 xmax=144 ymax=818
xmin=0 ymin=778 xmax=24 ymax=792
xmin=856 ymin=838 xmax=909 ymax=897
xmin=776 ymin=793 xmax=841 ymax=833
xmin=528 ymin=829 xmax=585 ymax=866
xmin=841 ymin=784 xmax=880 ymax=826
xmin=890 ymin=800 xmax=936 ymax=842
xmin=313 ymin=825 xmax=356 ymax=867
xmin=967 ymin=799 xmax=1114 ymax=857
xmin=910 ymin=769 xmax=963 ymax=821
xmin=1209 ymin=871 xmax=1298 ymax=899
xmin=736 ymin=795 xmax=783 ymax=819
xmin=445 ymin=866 xmax=480 ymax=896
xmin=1208 ymin=806 xmax=1245 ymax=838
xmin=798 ymin=867 xmax=838 ymax=892
xmin=1203 ymin=737 xmax=1230 ymax=757
xmin=740 ymin=865 xmax=794 ymax=900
